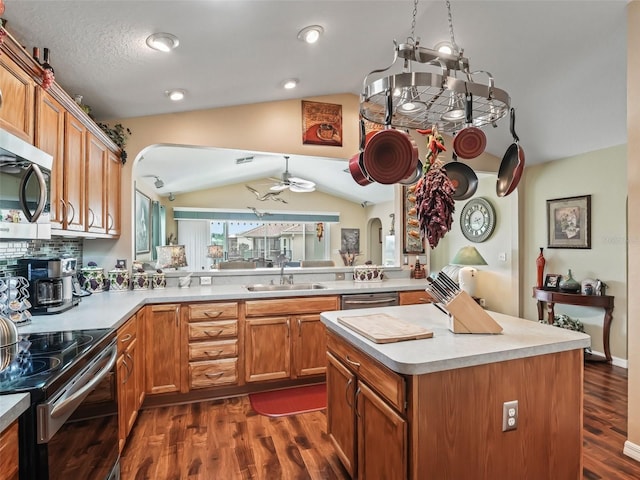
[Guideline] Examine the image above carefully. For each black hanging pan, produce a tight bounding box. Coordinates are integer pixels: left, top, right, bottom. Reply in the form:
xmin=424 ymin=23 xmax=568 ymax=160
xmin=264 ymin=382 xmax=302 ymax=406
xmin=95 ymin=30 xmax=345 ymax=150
xmin=443 ymin=152 xmax=478 ymax=201
xmin=496 ymin=108 xmax=525 ymax=197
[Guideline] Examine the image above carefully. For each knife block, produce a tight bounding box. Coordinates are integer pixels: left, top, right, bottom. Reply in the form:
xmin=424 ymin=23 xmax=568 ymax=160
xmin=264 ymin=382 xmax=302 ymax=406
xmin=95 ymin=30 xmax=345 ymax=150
xmin=444 ymin=291 xmax=503 ymax=334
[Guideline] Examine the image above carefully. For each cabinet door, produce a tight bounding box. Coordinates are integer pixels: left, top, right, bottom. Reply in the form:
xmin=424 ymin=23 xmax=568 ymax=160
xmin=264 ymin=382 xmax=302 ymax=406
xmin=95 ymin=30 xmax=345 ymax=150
xmin=245 ymin=316 xmax=290 ymax=383
xmin=357 ymin=382 xmax=407 ymax=480
xmin=399 ymin=290 xmax=433 ymax=305
xmin=106 ymin=150 xmax=121 ymax=236
xmin=293 ymin=314 xmax=327 ymax=378
xmin=85 ymin=132 xmax=107 ymax=233
xmin=116 ymin=352 xmax=128 ymax=452
xmin=63 ymin=114 xmax=86 ymax=231
xmin=0 ymin=53 xmax=34 ymax=142
xmin=35 ymin=89 xmax=65 ymax=229
xmin=144 ymin=304 xmax=182 ymax=394
xmin=124 ymin=338 xmax=139 ymax=437
xmin=327 ymin=353 xmax=357 ymax=478
xmin=0 ymin=420 xmax=19 ymax=480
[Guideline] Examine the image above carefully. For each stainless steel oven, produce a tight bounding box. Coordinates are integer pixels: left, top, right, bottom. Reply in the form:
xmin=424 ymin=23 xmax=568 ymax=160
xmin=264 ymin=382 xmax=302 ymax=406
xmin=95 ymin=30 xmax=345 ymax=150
xmin=0 ymin=328 xmax=119 ymax=480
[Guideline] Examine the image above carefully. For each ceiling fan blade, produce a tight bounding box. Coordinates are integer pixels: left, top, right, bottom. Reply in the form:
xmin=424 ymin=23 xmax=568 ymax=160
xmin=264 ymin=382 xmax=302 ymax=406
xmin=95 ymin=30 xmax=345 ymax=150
xmin=289 ymin=183 xmax=316 ymax=193
xmin=270 ymin=184 xmax=288 ymax=191
xmin=289 ymin=177 xmax=316 ymax=188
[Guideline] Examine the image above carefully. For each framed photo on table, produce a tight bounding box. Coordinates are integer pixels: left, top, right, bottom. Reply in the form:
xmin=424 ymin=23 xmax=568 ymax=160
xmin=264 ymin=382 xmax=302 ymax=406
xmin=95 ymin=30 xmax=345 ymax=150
xmin=547 ymin=195 xmax=591 ymax=249
xmin=544 ymin=273 xmax=562 ymax=291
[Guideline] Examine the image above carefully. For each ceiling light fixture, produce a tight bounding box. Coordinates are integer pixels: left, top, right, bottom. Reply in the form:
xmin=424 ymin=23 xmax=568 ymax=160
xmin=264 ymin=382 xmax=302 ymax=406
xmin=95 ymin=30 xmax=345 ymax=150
xmin=282 ymin=78 xmax=298 ymax=90
xmin=360 ymin=0 xmax=511 ymax=133
xmin=153 ymin=176 xmax=164 ymax=188
xmin=297 ymin=25 xmax=324 ymax=44
xmin=166 ymin=89 xmax=186 ymax=101
xmin=146 ymin=33 xmax=180 ymax=52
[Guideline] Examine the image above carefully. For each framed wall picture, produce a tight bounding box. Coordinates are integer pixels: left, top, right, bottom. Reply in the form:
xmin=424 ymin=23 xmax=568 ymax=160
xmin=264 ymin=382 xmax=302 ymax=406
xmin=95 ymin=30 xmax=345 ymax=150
xmin=301 ymin=100 xmax=342 ymax=146
xmin=135 ymin=189 xmax=151 ymax=255
xmin=547 ymin=195 xmax=591 ymax=249
xmin=403 ymin=185 xmax=424 ymax=254
xmin=340 ymin=228 xmax=360 ymax=253
xmin=544 ymin=273 xmax=562 ymax=290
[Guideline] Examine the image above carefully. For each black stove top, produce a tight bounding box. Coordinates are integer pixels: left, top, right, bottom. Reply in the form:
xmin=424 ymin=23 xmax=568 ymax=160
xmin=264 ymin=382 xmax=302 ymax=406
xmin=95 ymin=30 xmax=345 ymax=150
xmin=0 ymin=328 xmax=115 ymax=396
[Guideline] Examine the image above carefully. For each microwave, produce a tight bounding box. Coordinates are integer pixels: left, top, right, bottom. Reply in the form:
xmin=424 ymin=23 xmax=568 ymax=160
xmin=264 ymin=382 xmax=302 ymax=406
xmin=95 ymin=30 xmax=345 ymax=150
xmin=0 ymin=129 xmax=52 ymax=239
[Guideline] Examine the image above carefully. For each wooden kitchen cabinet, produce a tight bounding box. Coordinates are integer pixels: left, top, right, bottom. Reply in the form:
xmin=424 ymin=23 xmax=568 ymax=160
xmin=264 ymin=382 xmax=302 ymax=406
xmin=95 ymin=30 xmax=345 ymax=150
xmin=86 ymin=132 xmax=108 ymax=234
xmin=106 ymin=150 xmax=121 ymax=236
xmin=0 ymin=420 xmax=19 ymax=480
xmin=327 ymin=332 xmax=407 ymax=480
xmin=117 ymin=314 xmax=144 ymax=452
xmin=0 ymin=51 xmax=35 ymax=142
xmin=144 ymin=304 xmax=182 ymax=394
xmin=35 ymin=89 xmax=65 ymax=229
xmin=184 ymin=302 xmax=240 ymax=390
xmin=63 ymin=113 xmax=86 ymax=232
xmin=244 ymin=296 xmax=338 ymax=383
xmin=399 ymin=290 xmax=433 ymax=305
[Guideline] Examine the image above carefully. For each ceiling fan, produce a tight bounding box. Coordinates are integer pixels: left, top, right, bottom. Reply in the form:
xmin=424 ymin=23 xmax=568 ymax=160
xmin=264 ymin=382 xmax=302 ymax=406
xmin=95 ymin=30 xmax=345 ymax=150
xmin=269 ymin=156 xmax=316 ymax=193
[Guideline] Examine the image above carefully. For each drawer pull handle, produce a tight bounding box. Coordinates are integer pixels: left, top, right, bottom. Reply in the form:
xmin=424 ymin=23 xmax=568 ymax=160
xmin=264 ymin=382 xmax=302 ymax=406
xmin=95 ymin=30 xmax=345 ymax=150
xmin=345 ymin=378 xmax=354 ymax=408
xmin=204 ymin=350 xmax=223 ymax=357
xmin=204 ymin=311 xmax=223 ymax=318
xmin=204 ymin=372 xmax=225 ymax=379
xmin=119 ymin=333 xmax=132 ymax=343
xmin=204 ymin=329 xmax=223 ymax=337
xmin=345 ymin=355 xmax=361 ymax=368
xmin=354 ymin=387 xmax=361 ymax=418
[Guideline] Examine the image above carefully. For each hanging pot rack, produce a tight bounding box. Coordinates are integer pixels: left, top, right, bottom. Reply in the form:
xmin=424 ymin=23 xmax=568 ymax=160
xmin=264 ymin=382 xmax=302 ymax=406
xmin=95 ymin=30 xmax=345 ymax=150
xmin=360 ymin=1 xmax=511 ymax=134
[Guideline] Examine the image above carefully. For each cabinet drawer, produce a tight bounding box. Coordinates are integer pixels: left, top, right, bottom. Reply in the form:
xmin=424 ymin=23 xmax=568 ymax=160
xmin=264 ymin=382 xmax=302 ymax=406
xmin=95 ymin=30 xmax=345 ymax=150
xmin=0 ymin=420 xmax=19 ymax=480
xmin=188 ymin=302 xmax=238 ymax=321
xmin=117 ymin=315 xmax=137 ymax=355
xmin=245 ymin=295 xmax=339 ymax=317
xmin=188 ymin=320 xmax=237 ymax=340
xmin=399 ymin=290 xmax=433 ymax=305
xmin=327 ymin=332 xmax=406 ymax=412
xmin=189 ymin=358 xmax=238 ymax=389
xmin=189 ymin=339 xmax=237 ymax=361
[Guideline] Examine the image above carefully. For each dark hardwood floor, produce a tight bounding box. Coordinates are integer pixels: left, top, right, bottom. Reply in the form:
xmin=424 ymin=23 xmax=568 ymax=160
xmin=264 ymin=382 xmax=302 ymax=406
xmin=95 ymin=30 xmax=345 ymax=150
xmin=121 ymin=362 xmax=640 ymax=479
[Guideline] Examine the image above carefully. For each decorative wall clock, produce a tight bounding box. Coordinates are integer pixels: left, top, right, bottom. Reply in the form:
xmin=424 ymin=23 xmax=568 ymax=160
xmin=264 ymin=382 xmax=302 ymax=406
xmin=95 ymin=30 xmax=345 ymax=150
xmin=460 ymin=197 xmax=496 ymax=243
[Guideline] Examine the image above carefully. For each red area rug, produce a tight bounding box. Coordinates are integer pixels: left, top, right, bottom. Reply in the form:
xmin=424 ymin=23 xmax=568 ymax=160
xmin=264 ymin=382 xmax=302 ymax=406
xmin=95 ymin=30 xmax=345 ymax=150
xmin=249 ymin=384 xmax=326 ymax=417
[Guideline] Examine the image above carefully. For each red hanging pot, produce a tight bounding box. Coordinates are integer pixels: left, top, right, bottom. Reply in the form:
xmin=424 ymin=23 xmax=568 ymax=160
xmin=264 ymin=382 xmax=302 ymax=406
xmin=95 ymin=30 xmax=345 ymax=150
xmin=453 ymin=94 xmax=487 ymax=160
xmin=363 ymin=128 xmax=419 ymax=184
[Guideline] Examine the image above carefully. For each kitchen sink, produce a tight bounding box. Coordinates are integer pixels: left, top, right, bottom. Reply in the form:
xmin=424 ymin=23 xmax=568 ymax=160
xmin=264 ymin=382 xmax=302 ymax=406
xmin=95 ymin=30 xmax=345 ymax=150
xmin=244 ymin=283 xmax=327 ymax=292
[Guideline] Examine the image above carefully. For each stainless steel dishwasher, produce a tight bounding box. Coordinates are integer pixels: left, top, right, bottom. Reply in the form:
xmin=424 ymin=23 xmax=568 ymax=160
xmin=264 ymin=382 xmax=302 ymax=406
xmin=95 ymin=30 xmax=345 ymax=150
xmin=340 ymin=292 xmax=399 ymax=310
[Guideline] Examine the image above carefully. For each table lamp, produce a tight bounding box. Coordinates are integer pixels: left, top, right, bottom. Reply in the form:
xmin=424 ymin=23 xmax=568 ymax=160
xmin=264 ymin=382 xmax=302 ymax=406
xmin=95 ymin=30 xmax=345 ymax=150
xmin=207 ymin=245 xmax=224 ymax=268
xmin=451 ymin=246 xmax=487 ymax=297
xmin=156 ymin=245 xmax=188 ymax=270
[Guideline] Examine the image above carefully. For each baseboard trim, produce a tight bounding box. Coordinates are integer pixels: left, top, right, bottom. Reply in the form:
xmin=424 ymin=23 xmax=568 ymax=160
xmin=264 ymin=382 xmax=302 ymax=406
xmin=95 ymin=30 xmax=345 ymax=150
xmin=588 ymin=349 xmax=628 ymax=368
xmin=623 ymin=440 xmax=640 ymax=462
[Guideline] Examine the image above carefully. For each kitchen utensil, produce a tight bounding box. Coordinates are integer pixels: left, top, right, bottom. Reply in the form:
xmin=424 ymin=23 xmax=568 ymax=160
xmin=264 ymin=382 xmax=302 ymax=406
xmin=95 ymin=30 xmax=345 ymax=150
xmin=442 ymin=152 xmax=478 ymax=200
xmin=496 ymin=108 xmax=525 ymax=197
xmin=349 ymin=119 xmax=374 ymax=186
xmin=453 ymin=94 xmax=487 ymax=160
xmin=178 ymin=272 xmax=193 ymax=288
xmin=363 ymin=92 xmax=419 ymax=184
xmin=399 ymin=159 xmax=424 ymax=185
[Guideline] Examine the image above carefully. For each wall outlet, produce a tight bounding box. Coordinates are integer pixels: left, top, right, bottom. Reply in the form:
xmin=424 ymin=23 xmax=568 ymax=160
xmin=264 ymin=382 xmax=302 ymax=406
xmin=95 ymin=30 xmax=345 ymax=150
xmin=502 ymin=400 xmax=518 ymax=431
xmin=335 ymin=272 xmax=345 ymax=280
xmin=498 ymin=252 xmax=507 ymax=262
xmin=200 ymin=276 xmax=212 ymax=286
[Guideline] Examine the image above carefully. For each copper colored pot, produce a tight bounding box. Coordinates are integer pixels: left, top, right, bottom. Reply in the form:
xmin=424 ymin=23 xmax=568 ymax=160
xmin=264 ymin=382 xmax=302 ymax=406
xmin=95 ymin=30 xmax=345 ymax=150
xmin=453 ymin=94 xmax=487 ymax=160
xmin=496 ymin=108 xmax=525 ymax=197
xmin=363 ymin=129 xmax=419 ymax=184
xmin=349 ymin=152 xmax=373 ymax=186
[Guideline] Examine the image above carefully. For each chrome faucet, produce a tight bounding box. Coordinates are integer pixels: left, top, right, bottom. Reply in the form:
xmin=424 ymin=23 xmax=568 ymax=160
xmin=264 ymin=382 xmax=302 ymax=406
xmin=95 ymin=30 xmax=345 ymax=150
xmin=277 ymin=254 xmax=290 ymax=285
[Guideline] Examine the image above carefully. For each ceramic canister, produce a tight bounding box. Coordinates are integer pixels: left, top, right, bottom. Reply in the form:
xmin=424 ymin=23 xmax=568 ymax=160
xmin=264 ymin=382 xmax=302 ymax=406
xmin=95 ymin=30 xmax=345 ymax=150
xmin=108 ymin=269 xmax=130 ymax=292
xmin=152 ymin=273 xmax=166 ymax=289
xmin=132 ymin=272 xmax=149 ymax=290
xmin=80 ymin=267 xmax=107 ymax=293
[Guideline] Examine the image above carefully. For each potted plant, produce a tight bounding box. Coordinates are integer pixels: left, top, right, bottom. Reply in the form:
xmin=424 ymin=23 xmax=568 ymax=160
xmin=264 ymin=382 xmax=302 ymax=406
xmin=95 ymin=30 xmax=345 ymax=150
xmin=97 ymin=122 xmax=132 ymax=164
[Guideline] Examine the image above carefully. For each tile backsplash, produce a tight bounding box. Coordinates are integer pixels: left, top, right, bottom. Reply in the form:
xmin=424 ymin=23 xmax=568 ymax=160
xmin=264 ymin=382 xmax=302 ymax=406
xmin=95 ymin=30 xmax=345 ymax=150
xmin=0 ymin=238 xmax=83 ymax=276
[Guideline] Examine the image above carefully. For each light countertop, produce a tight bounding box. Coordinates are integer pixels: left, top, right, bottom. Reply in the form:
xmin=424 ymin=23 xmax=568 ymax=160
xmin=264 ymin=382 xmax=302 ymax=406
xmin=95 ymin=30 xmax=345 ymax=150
xmin=321 ymin=304 xmax=591 ymax=375
xmin=0 ymin=393 xmax=29 ymax=433
xmin=17 ymin=278 xmax=429 ymax=334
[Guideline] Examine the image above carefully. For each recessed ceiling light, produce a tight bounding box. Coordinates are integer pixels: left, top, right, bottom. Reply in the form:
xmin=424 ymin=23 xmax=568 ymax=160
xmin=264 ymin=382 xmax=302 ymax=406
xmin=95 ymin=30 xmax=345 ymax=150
xmin=166 ymin=89 xmax=186 ymax=101
xmin=146 ymin=33 xmax=180 ymax=52
xmin=297 ymin=25 xmax=324 ymax=44
xmin=283 ymin=79 xmax=298 ymax=90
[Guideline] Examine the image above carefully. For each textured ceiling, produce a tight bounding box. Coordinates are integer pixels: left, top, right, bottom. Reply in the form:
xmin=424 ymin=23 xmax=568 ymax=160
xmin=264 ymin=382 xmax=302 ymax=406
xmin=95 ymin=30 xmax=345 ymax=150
xmin=4 ymin=1 xmax=628 ymax=202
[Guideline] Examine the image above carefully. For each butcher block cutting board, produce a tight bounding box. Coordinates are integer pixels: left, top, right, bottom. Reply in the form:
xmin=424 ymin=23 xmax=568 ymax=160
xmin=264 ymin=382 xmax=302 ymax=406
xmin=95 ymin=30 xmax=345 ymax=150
xmin=337 ymin=313 xmax=433 ymax=343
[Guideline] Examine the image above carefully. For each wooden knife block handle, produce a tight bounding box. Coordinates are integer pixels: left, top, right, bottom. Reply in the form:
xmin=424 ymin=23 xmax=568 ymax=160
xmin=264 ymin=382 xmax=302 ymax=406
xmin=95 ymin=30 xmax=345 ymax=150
xmin=444 ymin=291 xmax=503 ymax=334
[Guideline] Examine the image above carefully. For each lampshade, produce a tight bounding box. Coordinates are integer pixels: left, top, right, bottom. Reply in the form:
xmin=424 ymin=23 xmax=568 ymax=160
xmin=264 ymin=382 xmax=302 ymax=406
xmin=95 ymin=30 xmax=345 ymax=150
xmin=156 ymin=245 xmax=188 ymax=270
xmin=451 ymin=246 xmax=488 ymax=266
xmin=207 ymin=245 xmax=223 ymax=258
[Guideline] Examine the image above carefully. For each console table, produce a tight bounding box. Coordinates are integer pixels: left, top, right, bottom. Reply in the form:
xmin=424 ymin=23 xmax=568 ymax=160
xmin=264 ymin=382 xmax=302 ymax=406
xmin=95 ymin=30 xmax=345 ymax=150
xmin=532 ymin=287 xmax=614 ymax=362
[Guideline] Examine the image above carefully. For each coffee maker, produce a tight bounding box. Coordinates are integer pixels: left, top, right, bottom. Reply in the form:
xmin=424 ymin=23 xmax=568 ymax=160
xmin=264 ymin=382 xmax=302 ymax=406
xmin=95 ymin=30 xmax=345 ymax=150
xmin=17 ymin=257 xmax=80 ymax=314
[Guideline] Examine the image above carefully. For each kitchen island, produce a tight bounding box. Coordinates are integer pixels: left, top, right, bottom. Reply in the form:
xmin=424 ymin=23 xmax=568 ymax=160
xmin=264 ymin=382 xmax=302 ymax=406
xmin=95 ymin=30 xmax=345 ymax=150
xmin=321 ymin=303 xmax=590 ymax=480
